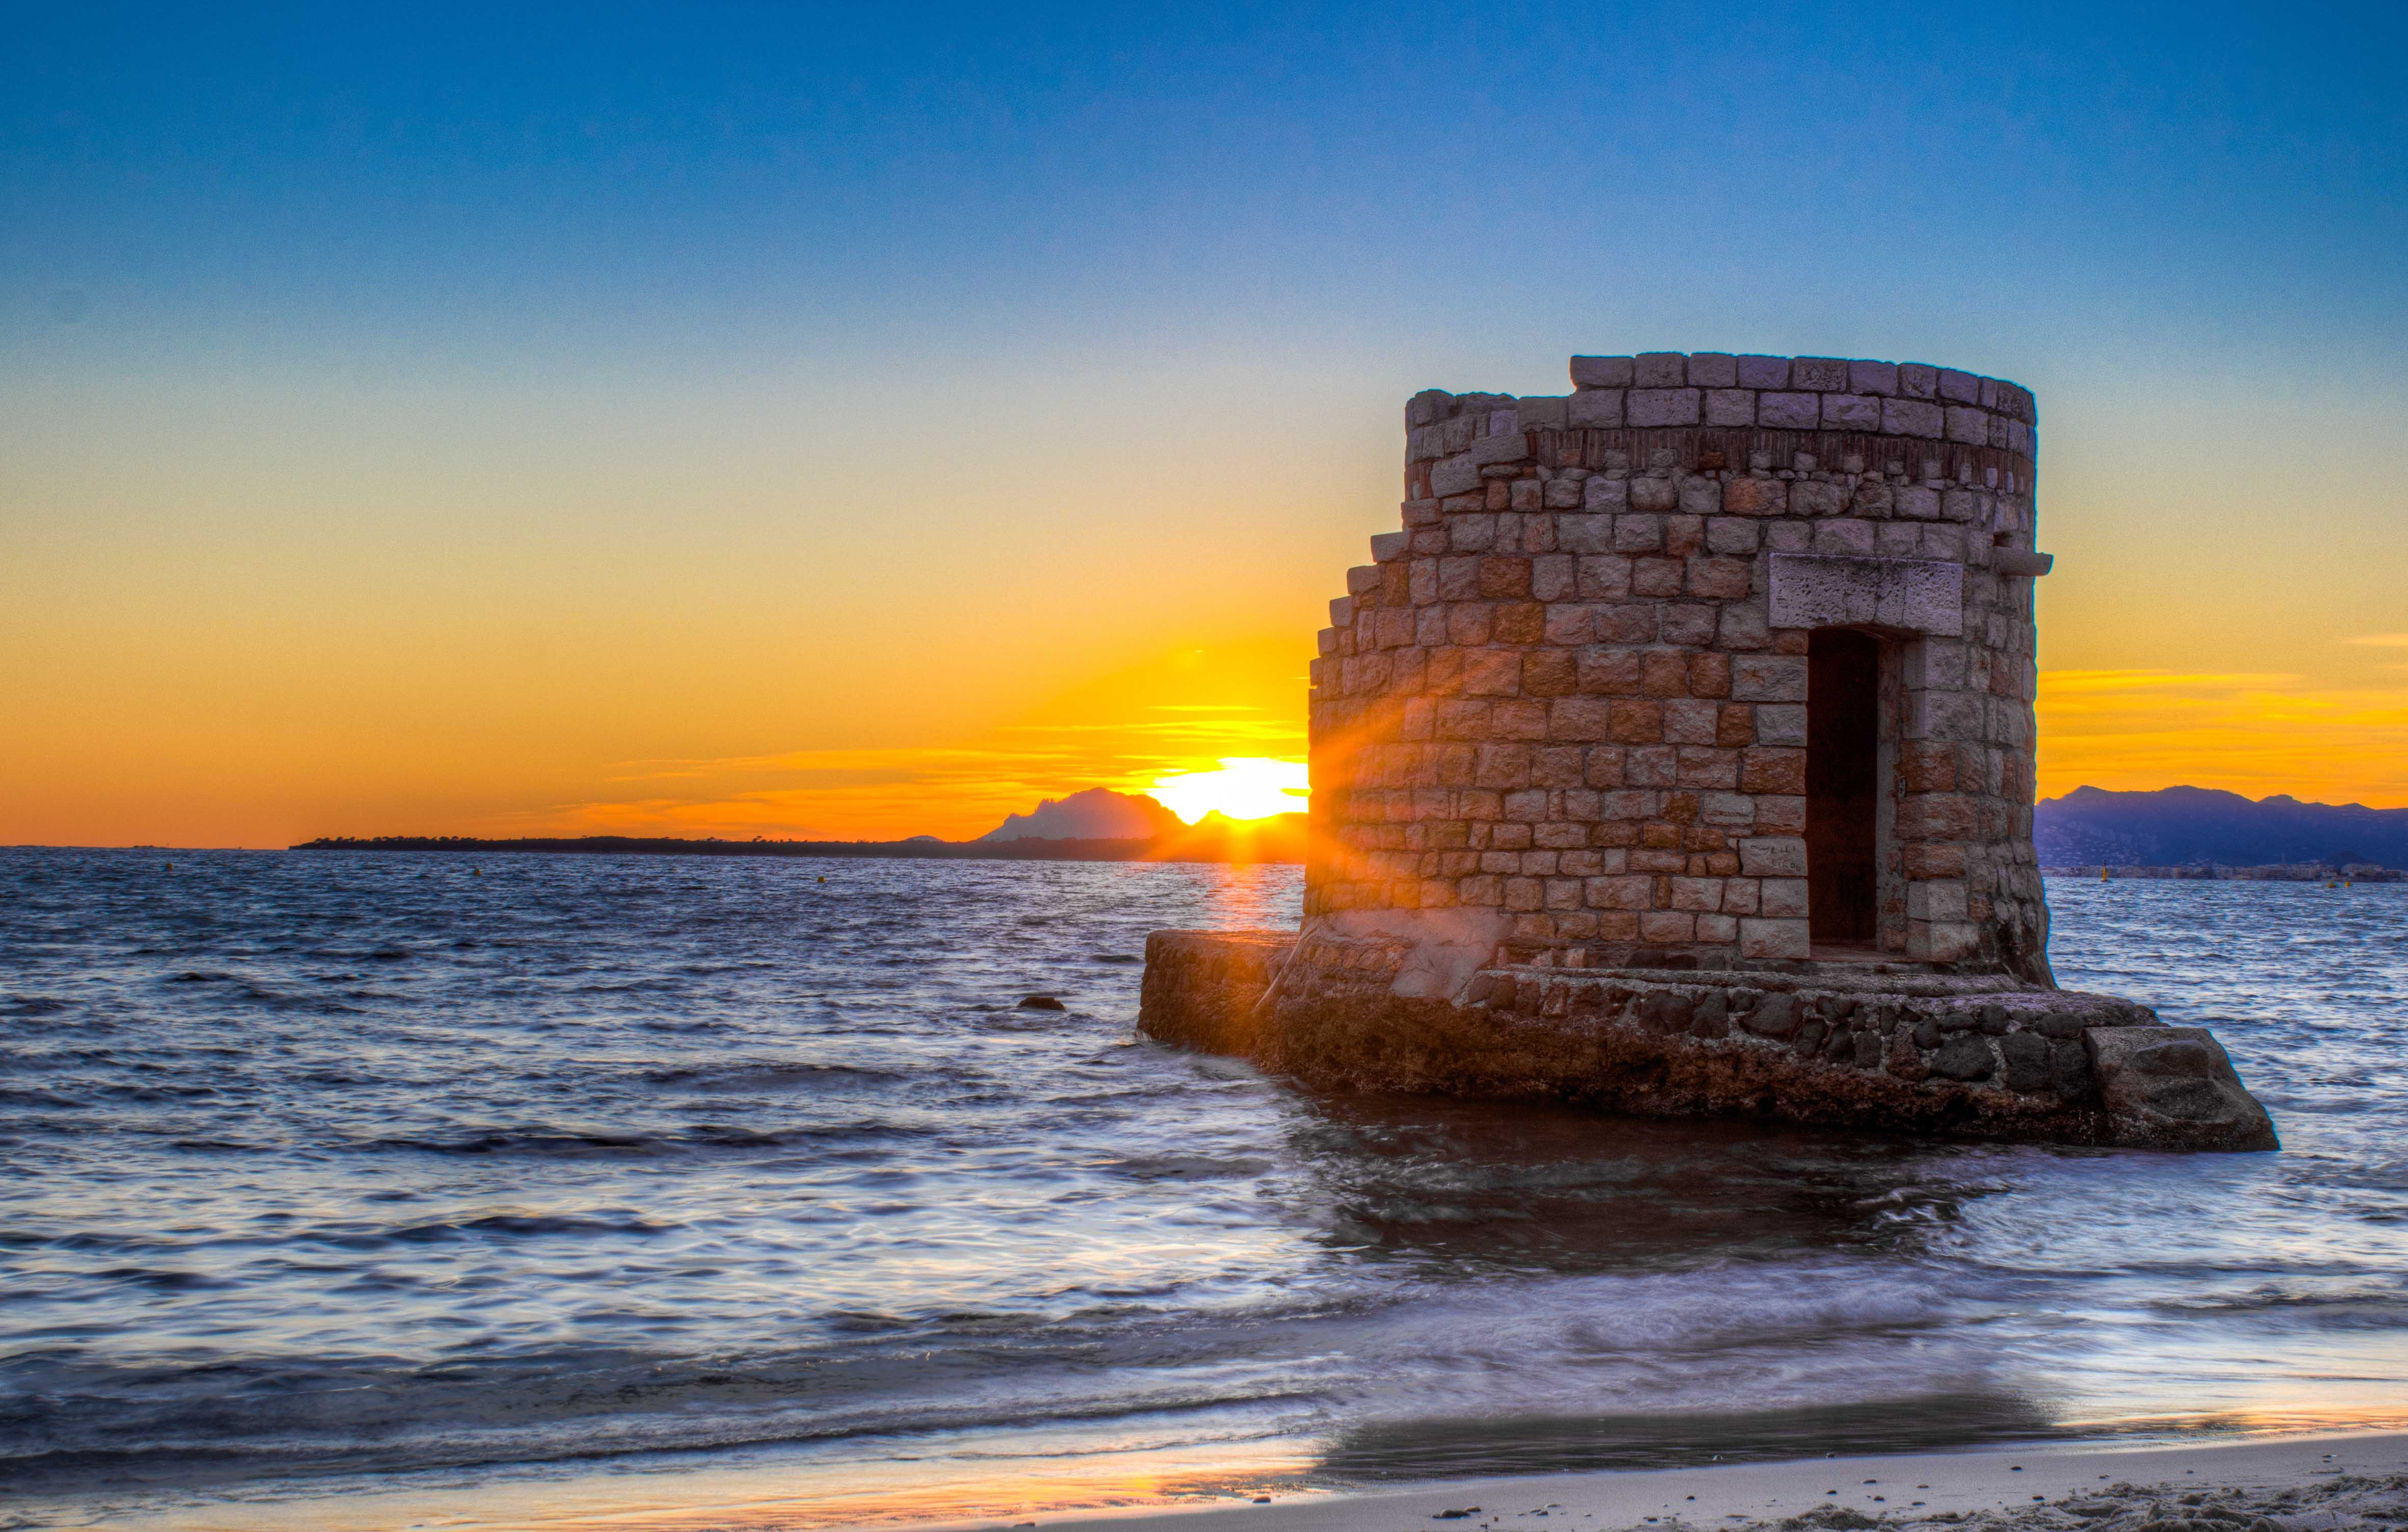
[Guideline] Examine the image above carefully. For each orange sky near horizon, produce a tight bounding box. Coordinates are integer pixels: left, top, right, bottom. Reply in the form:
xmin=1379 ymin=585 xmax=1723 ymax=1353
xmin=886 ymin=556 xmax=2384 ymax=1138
xmin=5 ymin=353 xmax=2404 ymax=849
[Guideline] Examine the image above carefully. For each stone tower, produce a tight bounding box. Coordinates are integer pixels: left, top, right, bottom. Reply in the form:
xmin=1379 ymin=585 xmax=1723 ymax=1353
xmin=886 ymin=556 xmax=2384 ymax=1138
xmin=1307 ymin=352 xmax=2056 ymax=983
xmin=1141 ymin=351 xmax=2275 ymax=1151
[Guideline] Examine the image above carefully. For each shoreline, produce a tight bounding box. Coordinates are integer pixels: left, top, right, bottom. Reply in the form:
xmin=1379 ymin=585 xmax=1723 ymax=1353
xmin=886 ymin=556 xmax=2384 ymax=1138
xmin=1000 ymin=1433 xmax=2408 ymax=1532
xmin=46 ymin=1427 xmax=2408 ymax=1532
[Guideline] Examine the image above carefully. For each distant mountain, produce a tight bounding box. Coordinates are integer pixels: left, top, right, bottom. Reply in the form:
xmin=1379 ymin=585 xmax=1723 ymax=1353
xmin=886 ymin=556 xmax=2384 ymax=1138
xmin=977 ymin=788 xmax=1186 ymax=843
xmin=1158 ymin=811 xmax=1308 ymax=864
xmin=2034 ymin=786 xmax=2408 ymax=869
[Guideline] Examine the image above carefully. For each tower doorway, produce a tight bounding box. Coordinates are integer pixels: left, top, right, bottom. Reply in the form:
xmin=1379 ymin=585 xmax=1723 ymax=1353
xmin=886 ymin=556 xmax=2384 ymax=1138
xmin=1806 ymin=629 xmax=1881 ymax=947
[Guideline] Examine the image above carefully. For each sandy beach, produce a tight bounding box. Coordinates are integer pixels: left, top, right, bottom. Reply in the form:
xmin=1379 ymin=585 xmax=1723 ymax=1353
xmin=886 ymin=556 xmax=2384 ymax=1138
xmin=51 ymin=1430 xmax=2405 ymax=1532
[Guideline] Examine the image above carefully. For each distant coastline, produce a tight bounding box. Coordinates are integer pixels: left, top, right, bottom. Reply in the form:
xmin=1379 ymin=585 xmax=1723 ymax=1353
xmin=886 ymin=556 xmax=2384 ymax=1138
xmin=292 ymin=818 xmax=1307 ymax=867
xmin=2044 ymin=862 xmax=2404 ymax=882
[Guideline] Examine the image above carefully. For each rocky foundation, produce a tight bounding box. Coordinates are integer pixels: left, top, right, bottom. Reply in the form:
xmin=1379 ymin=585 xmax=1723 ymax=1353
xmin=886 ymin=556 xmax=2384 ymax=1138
xmin=1142 ymin=929 xmax=2275 ymax=1151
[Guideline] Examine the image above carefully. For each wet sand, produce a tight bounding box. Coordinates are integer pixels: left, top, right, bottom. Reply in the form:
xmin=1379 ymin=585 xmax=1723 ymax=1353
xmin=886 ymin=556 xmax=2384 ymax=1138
xmin=70 ymin=1430 xmax=2408 ymax=1531
xmin=929 ymin=1434 xmax=2408 ymax=1532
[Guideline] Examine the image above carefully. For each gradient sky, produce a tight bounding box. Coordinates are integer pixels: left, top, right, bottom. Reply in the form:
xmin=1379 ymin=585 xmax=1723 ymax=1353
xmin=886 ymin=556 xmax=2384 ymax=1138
xmin=5 ymin=2 xmax=2404 ymax=847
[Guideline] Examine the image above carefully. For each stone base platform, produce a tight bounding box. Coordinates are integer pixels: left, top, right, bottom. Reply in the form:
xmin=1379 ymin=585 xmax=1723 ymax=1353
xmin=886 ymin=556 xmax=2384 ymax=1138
xmin=1140 ymin=929 xmax=2277 ymax=1152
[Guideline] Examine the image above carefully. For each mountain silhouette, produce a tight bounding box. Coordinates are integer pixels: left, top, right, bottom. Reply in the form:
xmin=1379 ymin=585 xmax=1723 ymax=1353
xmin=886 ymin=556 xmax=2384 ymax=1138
xmin=977 ymin=788 xmax=1186 ymax=843
xmin=2034 ymin=786 xmax=2408 ymax=868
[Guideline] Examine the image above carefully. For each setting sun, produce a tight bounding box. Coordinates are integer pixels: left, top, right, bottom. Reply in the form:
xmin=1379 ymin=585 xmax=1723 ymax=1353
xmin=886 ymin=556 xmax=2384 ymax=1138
xmin=1145 ymin=757 xmax=1309 ymax=824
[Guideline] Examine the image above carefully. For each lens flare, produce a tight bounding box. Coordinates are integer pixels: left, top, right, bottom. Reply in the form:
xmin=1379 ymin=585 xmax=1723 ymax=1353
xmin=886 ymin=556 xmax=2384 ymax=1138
xmin=1146 ymin=758 xmax=1309 ymax=825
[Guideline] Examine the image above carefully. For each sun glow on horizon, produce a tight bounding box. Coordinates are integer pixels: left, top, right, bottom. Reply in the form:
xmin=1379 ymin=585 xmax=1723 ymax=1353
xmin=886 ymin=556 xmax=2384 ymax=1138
xmin=1146 ymin=757 xmax=1309 ymax=825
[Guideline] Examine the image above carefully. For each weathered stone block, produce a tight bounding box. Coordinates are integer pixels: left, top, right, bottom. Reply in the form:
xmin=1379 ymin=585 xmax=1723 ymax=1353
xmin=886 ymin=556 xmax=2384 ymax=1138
xmin=1767 ymin=554 xmax=1964 ymax=637
xmin=1570 ymin=355 xmax=1636 ymax=389
xmin=1721 ymin=602 xmax=1772 ymax=649
xmin=1932 ymin=1033 xmax=1994 ymax=1081
xmin=1687 ymin=556 xmax=1753 ymax=599
xmin=1738 ymin=836 xmax=1807 ymax=876
xmin=1703 ymin=388 xmax=1757 ymax=426
xmin=1753 ymin=703 xmax=1806 ymax=746
xmin=1739 ymin=747 xmax=1806 ymax=794
xmin=1792 ymin=357 xmax=1851 ymax=391
xmin=1639 ymin=910 xmax=1697 ymax=944
xmin=1608 ymin=698 xmax=1664 ymax=743
xmin=1627 ymin=388 xmax=1702 ymax=427
xmin=1758 ymin=391 xmax=1820 ymax=429
xmin=1634 ymin=352 xmax=1688 ymax=388
xmin=1722 ymin=478 xmax=1786 ymax=516
xmin=1896 ymin=793 xmax=1979 ymax=840
xmin=1739 ymin=916 xmax=1810 ymax=959
xmin=1579 ymin=479 xmax=1637 ymax=515
xmin=1493 ymin=602 xmax=1544 ymax=644
xmin=1821 ymin=393 xmax=1882 ymax=430
xmin=1517 ymin=395 xmax=1569 ymax=431
xmin=1631 ymin=556 xmax=1684 ymax=597
xmin=1470 ymin=429 xmax=1533 ymax=466
xmin=1547 ymin=698 xmax=1616 ymax=741
xmin=1735 ymin=354 xmax=1790 ymax=389
xmin=1522 ymin=650 xmax=1576 ymax=696
xmin=1687 ymin=353 xmax=1738 ymax=387
xmin=1567 ymin=389 xmax=1624 ymax=428
xmin=1848 ymin=360 xmax=1898 ymax=395
xmin=1906 ymin=879 xmax=1969 ymax=922
xmin=1628 ymin=476 xmax=1679 ymax=513
xmin=1706 ymin=517 xmax=1761 ymax=555
xmin=1463 ymin=649 xmax=1521 ymax=696
xmin=1893 ymin=485 xmax=1940 ymax=520
xmin=1731 ymin=653 xmax=1808 ymax=702
xmin=1586 ymin=874 xmax=1653 ymax=910
xmin=1944 ymin=406 xmax=1989 ymax=445
xmin=1478 ymin=556 xmax=1533 ymax=599
xmin=1882 ymin=398 xmax=1944 ymax=438
xmin=1811 ymin=519 xmax=1875 ymax=557
xmin=1430 ymin=455 xmax=1479 ymax=497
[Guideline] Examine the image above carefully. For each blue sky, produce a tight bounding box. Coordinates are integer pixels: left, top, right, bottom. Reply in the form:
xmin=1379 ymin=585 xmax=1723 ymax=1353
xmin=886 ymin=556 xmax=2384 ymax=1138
xmin=5 ymin=2 xmax=2406 ymax=844
xmin=11 ymin=2 xmax=2403 ymax=375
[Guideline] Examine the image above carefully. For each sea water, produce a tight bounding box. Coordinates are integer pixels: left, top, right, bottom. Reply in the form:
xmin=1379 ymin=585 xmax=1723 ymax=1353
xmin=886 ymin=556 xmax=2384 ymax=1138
xmin=3 ymin=848 xmax=2405 ymax=1527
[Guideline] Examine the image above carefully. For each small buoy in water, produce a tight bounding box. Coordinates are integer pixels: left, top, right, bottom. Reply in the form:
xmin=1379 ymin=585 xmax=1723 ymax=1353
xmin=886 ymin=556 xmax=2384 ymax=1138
xmin=817 ymin=875 xmax=827 ymax=883
xmin=472 ymin=867 xmax=482 ymax=876
xmin=1017 ymin=994 xmax=1066 ymax=1011
xmin=165 ymin=861 xmax=174 ymax=870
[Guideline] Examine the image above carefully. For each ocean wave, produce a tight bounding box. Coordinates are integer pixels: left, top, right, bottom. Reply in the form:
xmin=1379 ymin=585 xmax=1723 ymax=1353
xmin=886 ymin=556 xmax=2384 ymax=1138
xmin=381 ymin=1211 xmax=680 ymax=1242
xmin=640 ymin=1060 xmax=905 ymax=1090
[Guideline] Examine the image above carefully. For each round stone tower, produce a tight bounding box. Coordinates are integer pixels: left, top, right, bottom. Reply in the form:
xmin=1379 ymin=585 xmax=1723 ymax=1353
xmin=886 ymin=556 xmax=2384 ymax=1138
xmin=1306 ymin=351 xmax=2054 ymax=983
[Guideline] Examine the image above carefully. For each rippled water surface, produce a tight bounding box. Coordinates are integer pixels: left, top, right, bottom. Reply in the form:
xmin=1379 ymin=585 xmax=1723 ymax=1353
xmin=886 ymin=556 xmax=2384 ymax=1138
xmin=3 ymin=849 xmax=2406 ymax=1527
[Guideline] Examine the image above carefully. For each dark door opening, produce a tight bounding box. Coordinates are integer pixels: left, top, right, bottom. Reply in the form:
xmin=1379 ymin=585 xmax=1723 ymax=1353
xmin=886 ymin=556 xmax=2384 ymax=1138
xmin=1806 ymin=629 xmax=1880 ymax=946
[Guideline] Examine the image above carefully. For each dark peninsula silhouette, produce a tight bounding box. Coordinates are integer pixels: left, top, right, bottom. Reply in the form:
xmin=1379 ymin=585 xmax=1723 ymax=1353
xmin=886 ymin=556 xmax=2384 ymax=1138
xmin=295 ymin=812 xmax=1306 ymax=866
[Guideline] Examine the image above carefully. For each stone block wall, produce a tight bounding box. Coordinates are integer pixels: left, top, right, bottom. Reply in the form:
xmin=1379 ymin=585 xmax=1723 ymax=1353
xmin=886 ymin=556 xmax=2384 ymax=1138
xmin=1305 ymin=351 xmax=2051 ymax=980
